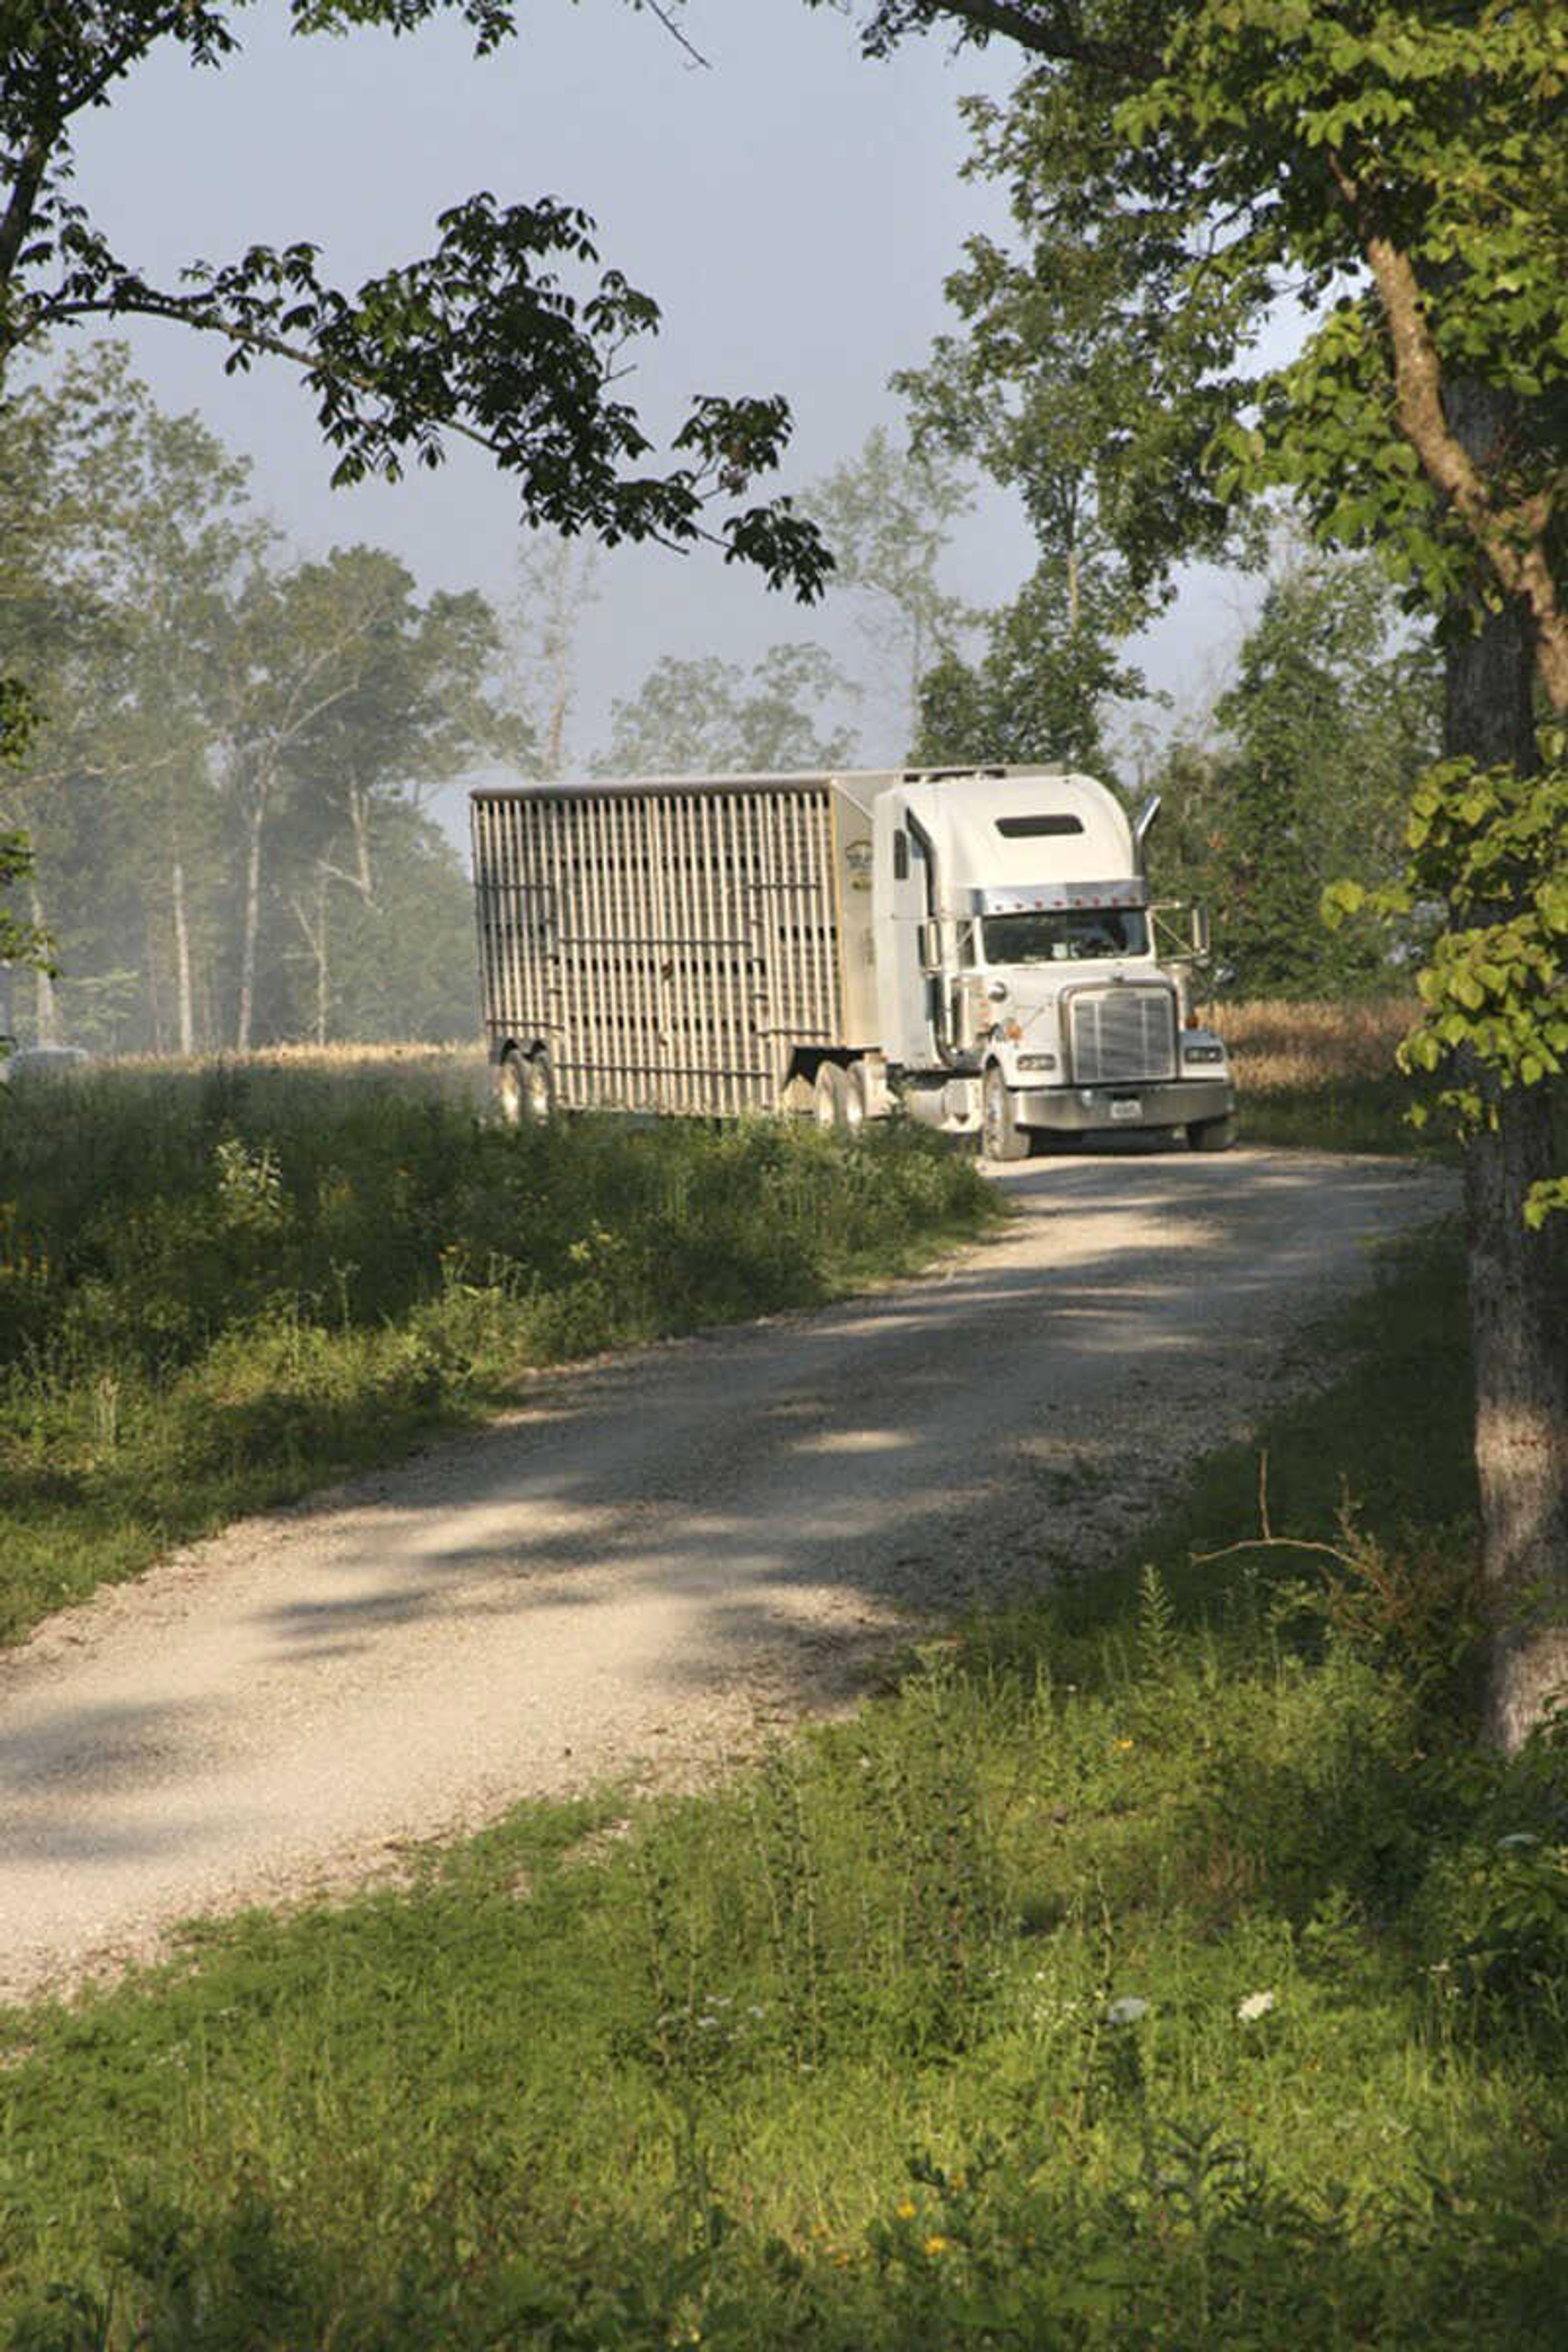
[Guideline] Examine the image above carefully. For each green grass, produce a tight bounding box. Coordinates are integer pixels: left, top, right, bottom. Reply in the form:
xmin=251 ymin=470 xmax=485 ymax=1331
xmin=3 ymin=1222 xmax=1565 ymax=2349
xmin=0 ymin=1062 xmax=997 ymax=1642
xmin=1236 ymin=1067 xmax=1454 ymax=1155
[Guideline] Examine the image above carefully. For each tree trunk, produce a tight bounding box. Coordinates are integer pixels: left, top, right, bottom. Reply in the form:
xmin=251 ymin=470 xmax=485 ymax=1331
xmin=313 ymin=862 xmax=329 ymax=1047
xmin=236 ymin=790 xmax=265 ymax=1054
xmin=348 ymin=773 xmax=375 ymax=901
xmin=144 ymin=894 xmax=165 ymax=1055
xmin=28 ymin=877 xmax=57 ymax=1045
xmin=1442 ymin=392 xmax=1568 ymax=1747
xmin=171 ymin=852 xmax=195 ymax=1056
xmin=1466 ymin=1081 xmax=1568 ymax=1749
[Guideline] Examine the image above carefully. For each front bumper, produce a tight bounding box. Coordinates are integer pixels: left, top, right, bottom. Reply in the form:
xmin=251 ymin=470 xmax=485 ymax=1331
xmin=1011 ymin=1076 xmax=1234 ymax=1133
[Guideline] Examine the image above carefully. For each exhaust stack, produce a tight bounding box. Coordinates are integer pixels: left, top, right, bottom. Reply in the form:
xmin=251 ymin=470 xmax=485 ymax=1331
xmin=1133 ymin=793 xmax=1161 ymax=878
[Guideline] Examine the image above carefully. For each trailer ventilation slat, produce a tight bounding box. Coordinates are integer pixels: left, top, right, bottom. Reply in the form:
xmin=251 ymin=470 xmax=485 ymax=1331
xmin=1068 ymin=987 xmax=1177 ymax=1085
xmin=472 ymin=779 xmax=845 ymax=1116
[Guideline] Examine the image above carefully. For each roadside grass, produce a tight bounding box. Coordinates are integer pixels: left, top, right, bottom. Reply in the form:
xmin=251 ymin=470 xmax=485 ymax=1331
xmin=0 ymin=1061 xmax=996 ymax=1642
xmin=3 ymin=1221 xmax=1566 ymax=2349
xmin=1210 ymin=997 xmax=1451 ymax=1156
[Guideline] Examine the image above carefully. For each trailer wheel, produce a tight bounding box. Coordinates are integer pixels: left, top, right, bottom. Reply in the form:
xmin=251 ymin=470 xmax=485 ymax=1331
xmin=499 ymin=1046 xmax=554 ymax=1128
xmin=495 ymin=1047 xmax=526 ymax=1127
xmin=813 ymin=1060 xmax=852 ymax=1133
xmin=982 ymin=1065 xmax=1031 ymax=1163
xmin=846 ymin=1059 xmax=875 ymax=1130
xmin=1187 ymin=1113 xmax=1235 ymax=1153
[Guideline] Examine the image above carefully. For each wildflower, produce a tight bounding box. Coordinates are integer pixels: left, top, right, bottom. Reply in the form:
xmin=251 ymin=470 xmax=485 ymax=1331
xmin=895 ymin=2200 xmax=917 ymax=2221
xmin=1236 ymin=1989 xmax=1276 ymax=2022
xmin=924 ymin=2235 xmax=948 ymax=2258
xmin=1105 ymin=1996 xmax=1149 ymax=2026
xmin=1114 ymin=1737 xmax=1134 ymax=1752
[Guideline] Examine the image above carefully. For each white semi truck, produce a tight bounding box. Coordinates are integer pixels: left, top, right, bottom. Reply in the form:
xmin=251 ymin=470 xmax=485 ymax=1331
xmin=470 ymin=764 xmax=1235 ymax=1156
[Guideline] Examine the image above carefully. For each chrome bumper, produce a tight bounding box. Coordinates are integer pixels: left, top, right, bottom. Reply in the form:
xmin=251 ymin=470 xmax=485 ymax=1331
xmin=1012 ymin=1077 xmax=1234 ymax=1133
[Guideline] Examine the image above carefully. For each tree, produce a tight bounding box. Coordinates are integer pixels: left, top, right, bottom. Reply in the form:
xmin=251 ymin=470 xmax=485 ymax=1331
xmin=0 ymin=682 xmax=49 ymax=1040
xmin=0 ymin=346 xmax=197 ymax=1047
xmin=820 ymin=0 xmax=1567 ymax=1746
xmin=0 ymin=4 xmax=831 ymax=919
xmin=0 ymin=353 xmax=518 ymax=1051
xmin=322 ymin=800 xmax=480 ymax=1042
xmin=199 ymin=546 xmax=500 ymax=1050
xmin=1198 ymin=544 xmax=1441 ymax=997
xmin=0 ymin=6 xmax=828 ymax=592
xmin=889 ymin=33 xmax=1258 ymax=765
xmin=263 ymin=549 xmax=519 ymax=1044
xmin=597 ymin=644 xmax=858 ymax=776
xmin=802 ymin=427 xmax=974 ymax=753
xmin=913 ymin=553 xmax=1147 ymax=773
xmin=506 ymin=533 xmax=598 ymax=782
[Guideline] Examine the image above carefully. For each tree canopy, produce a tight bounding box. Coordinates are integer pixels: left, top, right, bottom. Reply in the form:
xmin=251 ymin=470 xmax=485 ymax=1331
xmin=819 ymin=0 xmax=1566 ymax=1745
xmin=1 ymin=351 xmax=509 ymax=1051
xmin=597 ymin=644 xmax=857 ymax=778
xmin=0 ymin=4 xmax=831 ymax=588
xmin=822 ymin=0 xmax=1565 ymax=713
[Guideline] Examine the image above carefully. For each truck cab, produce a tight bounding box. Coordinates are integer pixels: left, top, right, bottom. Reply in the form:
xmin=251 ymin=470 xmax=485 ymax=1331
xmin=869 ymin=768 xmax=1234 ymax=1156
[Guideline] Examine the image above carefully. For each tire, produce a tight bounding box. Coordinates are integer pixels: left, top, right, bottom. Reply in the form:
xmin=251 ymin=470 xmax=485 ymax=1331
xmin=982 ymin=1064 xmax=1031 ymax=1163
xmin=813 ymin=1060 xmax=852 ymax=1133
xmin=1187 ymin=1113 xmax=1236 ymax=1153
xmin=499 ymin=1046 xmax=554 ymax=1128
xmin=495 ymin=1047 xmax=526 ymax=1127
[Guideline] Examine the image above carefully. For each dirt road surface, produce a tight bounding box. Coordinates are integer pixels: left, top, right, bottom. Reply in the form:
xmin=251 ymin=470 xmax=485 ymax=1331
xmin=0 ymin=1147 xmax=1455 ymax=2003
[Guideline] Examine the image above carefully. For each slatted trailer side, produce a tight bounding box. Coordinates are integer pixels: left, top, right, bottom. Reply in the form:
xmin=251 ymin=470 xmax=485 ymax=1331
xmin=472 ymin=775 xmax=867 ymax=1118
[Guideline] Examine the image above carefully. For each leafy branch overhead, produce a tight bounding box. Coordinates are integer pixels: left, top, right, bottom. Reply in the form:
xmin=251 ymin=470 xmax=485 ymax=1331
xmin=824 ymin=0 xmax=1567 ymax=1746
xmin=0 ymin=2 xmax=830 ymax=597
xmin=824 ymin=0 xmax=1566 ymax=709
xmin=1326 ymin=741 xmax=1568 ymax=1224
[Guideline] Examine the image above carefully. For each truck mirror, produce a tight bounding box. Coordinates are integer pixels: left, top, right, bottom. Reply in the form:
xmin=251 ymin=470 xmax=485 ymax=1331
xmin=1191 ymin=904 xmax=1211 ymax=957
xmin=918 ymin=919 xmax=943 ymax=976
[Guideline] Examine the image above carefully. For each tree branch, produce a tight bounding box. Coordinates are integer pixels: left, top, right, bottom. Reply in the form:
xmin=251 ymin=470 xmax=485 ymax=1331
xmin=0 ymin=124 xmax=56 ymax=308
xmin=34 ymin=282 xmax=790 ymax=574
xmin=1327 ymin=152 xmax=1568 ymax=715
xmin=854 ymin=0 xmax=1162 ymax=77
xmin=58 ymin=7 xmax=194 ymax=122
xmin=642 ymin=1 xmax=708 ymax=67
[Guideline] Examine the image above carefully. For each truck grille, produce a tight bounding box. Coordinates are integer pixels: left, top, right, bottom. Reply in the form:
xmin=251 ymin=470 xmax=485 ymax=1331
xmin=1068 ymin=987 xmax=1177 ymax=1084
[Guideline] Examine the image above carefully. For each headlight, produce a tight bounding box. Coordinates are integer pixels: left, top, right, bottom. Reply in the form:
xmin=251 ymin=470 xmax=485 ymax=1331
xmin=1182 ymin=1043 xmax=1226 ymax=1065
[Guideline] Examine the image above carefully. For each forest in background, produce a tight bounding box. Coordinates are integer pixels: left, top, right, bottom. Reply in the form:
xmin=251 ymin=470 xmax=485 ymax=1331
xmin=2 ymin=343 xmax=1441 ymax=1058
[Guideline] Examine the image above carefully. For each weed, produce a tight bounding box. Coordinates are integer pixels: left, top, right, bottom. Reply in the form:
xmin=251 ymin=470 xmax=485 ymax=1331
xmin=0 ymin=1065 xmax=996 ymax=1640
xmin=2 ymin=1046 xmax=1567 ymax=2347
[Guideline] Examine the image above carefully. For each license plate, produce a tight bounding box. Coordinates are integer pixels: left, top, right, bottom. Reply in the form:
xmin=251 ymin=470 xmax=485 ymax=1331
xmin=1109 ymin=1098 xmax=1142 ymax=1121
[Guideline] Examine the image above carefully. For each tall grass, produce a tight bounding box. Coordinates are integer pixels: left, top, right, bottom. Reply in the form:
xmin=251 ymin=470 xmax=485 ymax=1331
xmin=1210 ymin=996 xmax=1445 ymax=1154
xmin=0 ymin=1060 xmax=996 ymax=1641
xmin=2 ymin=1227 xmax=1564 ymax=2348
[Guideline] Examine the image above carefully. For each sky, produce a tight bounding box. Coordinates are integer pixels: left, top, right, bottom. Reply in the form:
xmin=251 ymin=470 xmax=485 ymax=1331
xmin=60 ymin=0 xmax=1263 ymax=807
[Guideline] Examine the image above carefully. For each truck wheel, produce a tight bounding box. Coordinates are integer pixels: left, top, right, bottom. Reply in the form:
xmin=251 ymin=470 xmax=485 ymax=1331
xmin=1187 ymin=1113 xmax=1235 ymax=1153
xmin=813 ymin=1060 xmax=852 ymax=1132
xmin=499 ymin=1046 xmax=554 ymax=1127
xmin=982 ymin=1065 xmax=1031 ymax=1163
xmin=496 ymin=1047 xmax=526 ymax=1127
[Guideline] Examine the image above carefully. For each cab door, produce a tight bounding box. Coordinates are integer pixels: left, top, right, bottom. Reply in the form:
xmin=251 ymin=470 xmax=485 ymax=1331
xmin=873 ymin=791 xmax=936 ymax=1068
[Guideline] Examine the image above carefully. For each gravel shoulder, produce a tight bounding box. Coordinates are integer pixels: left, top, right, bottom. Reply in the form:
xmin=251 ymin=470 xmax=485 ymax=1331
xmin=0 ymin=1146 xmax=1457 ymax=2005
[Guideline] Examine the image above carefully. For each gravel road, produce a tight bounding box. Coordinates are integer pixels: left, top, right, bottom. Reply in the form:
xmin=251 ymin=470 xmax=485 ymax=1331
xmin=0 ymin=1146 xmax=1455 ymax=2003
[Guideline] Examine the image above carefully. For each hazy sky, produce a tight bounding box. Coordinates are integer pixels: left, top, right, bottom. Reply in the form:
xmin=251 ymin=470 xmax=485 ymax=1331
xmin=62 ymin=2 xmax=1258 ymax=785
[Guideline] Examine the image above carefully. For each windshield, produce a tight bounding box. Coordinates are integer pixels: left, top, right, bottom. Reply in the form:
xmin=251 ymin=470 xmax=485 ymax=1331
xmin=981 ymin=909 xmax=1149 ymax=964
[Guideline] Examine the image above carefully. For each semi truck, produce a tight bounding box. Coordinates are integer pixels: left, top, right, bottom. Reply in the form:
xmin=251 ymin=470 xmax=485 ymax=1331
xmin=470 ymin=764 xmax=1235 ymax=1157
